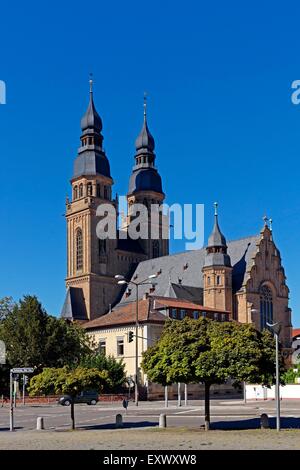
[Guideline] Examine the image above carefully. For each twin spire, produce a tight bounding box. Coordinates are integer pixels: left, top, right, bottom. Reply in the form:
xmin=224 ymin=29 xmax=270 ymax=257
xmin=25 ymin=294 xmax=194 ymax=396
xmin=80 ymin=81 xmax=155 ymax=157
xmin=135 ymin=93 xmax=155 ymax=155
xmin=80 ymin=76 xmax=103 ymax=134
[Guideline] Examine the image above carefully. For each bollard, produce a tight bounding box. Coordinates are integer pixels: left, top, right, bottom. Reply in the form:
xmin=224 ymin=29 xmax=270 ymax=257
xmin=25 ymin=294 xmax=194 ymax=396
xmin=260 ymin=413 xmax=269 ymax=429
xmin=36 ymin=417 xmax=44 ymax=430
xmin=159 ymin=413 xmax=167 ymax=428
xmin=115 ymin=414 xmax=123 ymax=428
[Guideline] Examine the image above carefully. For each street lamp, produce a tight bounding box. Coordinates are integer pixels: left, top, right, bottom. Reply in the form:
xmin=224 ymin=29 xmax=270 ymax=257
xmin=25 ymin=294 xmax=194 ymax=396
xmin=115 ymin=273 xmax=158 ymax=406
xmin=243 ymin=308 xmax=259 ymax=403
xmin=266 ymin=321 xmax=281 ymax=432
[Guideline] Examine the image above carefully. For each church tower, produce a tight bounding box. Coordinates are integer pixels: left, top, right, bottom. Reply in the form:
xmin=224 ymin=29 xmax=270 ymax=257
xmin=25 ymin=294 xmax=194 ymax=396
xmin=126 ymin=97 xmax=169 ymax=259
xmin=62 ymin=80 xmax=119 ymax=321
xmin=202 ymin=203 xmax=233 ymax=314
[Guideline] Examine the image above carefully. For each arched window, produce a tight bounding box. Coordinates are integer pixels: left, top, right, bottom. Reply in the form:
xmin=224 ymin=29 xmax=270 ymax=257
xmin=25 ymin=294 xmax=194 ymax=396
xmin=79 ymin=183 xmax=83 ymax=198
xmin=98 ymin=238 xmax=106 ymax=259
xmin=216 ymin=275 xmax=221 ymax=285
xmin=152 ymin=240 xmax=159 ymax=258
xmin=87 ymin=182 xmax=93 ymax=196
xmin=73 ymin=185 xmax=78 ymax=200
xmin=207 ymin=276 xmax=211 ymax=286
xmin=260 ymin=285 xmax=273 ymax=330
xmin=76 ymin=229 xmax=83 ymax=271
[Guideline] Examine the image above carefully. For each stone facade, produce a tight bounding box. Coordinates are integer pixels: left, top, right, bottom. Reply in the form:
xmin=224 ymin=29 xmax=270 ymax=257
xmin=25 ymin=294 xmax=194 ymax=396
xmin=62 ymin=86 xmax=292 ymax=357
xmin=235 ymin=225 xmax=292 ymax=349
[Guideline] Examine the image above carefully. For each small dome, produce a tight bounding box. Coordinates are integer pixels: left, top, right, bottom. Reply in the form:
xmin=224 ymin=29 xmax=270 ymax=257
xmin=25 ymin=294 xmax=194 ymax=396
xmin=129 ymin=168 xmax=163 ymax=194
xmin=81 ymin=92 xmax=102 ymax=133
xmin=135 ymin=118 xmax=155 ymax=153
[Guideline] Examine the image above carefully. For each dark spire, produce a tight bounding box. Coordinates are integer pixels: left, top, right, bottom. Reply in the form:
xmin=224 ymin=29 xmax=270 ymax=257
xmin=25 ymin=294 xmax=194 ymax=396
xmin=204 ymin=203 xmax=231 ymax=267
xmin=80 ymin=76 xmax=103 ymax=134
xmin=134 ymin=93 xmax=155 ymax=156
xmin=73 ymin=79 xmax=111 ymax=179
xmin=207 ymin=202 xmax=227 ymax=247
xmin=128 ymin=94 xmax=163 ymax=195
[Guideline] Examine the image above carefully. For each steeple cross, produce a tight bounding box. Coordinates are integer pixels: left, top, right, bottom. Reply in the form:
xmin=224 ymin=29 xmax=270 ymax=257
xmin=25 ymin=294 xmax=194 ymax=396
xmin=263 ymin=215 xmax=269 ymax=226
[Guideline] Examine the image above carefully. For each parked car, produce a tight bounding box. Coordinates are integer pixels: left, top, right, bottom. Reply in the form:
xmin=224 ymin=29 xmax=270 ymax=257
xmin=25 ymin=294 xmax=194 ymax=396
xmin=58 ymin=390 xmax=99 ymax=406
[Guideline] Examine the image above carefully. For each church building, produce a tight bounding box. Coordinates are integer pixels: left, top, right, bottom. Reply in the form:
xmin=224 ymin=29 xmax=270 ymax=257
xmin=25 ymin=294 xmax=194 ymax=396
xmin=61 ymin=83 xmax=292 ymax=390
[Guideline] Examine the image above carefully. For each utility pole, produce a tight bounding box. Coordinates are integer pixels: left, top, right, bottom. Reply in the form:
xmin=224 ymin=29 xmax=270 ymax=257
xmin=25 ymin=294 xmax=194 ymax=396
xmin=22 ymin=374 xmax=26 ymax=406
xmin=10 ymin=371 xmax=13 ymax=431
xmin=135 ymin=283 xmax=139 ymax=407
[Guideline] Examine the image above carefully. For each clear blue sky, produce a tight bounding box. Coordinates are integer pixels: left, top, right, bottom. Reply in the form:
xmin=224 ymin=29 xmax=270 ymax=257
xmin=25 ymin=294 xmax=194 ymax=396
xmin=1 ymin=1 xmax=300 ymax=324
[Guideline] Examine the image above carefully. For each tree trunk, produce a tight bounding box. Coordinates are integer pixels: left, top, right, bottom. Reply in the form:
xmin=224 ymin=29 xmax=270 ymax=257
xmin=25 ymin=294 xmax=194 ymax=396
xmin=70 ymin=399 xmax=75 ymax=430
xmin=204 ymin=382 xmax=210 ymax=431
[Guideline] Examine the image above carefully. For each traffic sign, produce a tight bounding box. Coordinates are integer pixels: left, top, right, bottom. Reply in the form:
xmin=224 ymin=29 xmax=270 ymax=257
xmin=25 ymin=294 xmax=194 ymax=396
xmin=11 ymin=367 xmax=34 ymax=374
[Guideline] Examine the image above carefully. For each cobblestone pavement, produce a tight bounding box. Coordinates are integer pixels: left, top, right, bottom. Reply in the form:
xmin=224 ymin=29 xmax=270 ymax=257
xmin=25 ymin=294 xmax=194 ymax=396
xmin=0 ymin=427 xmax=300 ymax=450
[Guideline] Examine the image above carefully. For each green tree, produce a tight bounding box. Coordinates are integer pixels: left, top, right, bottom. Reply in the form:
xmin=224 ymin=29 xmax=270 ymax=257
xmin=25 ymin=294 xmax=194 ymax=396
xmin=142 ymin=317 xmax=276 ymax=430
xmin=0 ymin=295 xmax=92 ymax=370
xmin=0 ymin=297 xmax=15 ymax=322
xmin=80 ymin=353 xmax=126 ymax=392
xmin=29 ymin=367 xmax=107 ymax=429
xmin=282 ymin=363 xmax=300 ymax=384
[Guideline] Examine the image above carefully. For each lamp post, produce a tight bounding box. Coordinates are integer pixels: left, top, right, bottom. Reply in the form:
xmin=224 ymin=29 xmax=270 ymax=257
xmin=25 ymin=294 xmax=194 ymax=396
xmin=242 ymin=308 xmax=260 ymax=404
xmin=266 ymin=321 xmax=281 ymax=432
xmin=115 ymin=273 xmax=157 ymax=406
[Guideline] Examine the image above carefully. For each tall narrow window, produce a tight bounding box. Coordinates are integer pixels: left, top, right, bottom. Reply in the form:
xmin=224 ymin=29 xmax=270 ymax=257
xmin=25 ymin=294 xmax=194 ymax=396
xmin=79 ymin=183 xmax=83 ymax=198
xmin=76 ymin=229 xmax=83 ymax=271
xmin=73 ymin=186 xmax=78 ymax=200
xmin=87 ymin=182 xmax=93 ymax=196
xmin=152 ymin=240 xmax=159 ymax=258
xmin=216 ymin=275 xmax=221 ymax=285
xmin=98 ymin=339 xmax=106 ymax=356
xmin=117 ymin=337 xmax=124 ymax=356
xmin=260 ymin=285 xmax=273 ymax=330
xmin=180 ymin=309 xmax=186 ymax=320
xmin=96 ymin=183 xmax=101 ymax=198
xmin=98 ymin=238 xmax=106 ymax=259
xmin=104 ymin=186 xmax=108 ymax=199
xmin=170 ymin=308 xmax=177 ymax=319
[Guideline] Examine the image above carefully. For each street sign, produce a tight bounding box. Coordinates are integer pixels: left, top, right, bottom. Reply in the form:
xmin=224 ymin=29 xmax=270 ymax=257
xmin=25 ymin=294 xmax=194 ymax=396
xmin=11 ymin=367 xmax=34 ymax=374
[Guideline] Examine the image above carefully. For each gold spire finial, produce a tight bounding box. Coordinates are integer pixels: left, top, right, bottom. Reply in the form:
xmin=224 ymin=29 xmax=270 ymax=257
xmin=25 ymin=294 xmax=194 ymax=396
xmin=214 ymin=202 xmax=218 ymax=216
xmin=89 ymin=73 xmax=93 ymax=93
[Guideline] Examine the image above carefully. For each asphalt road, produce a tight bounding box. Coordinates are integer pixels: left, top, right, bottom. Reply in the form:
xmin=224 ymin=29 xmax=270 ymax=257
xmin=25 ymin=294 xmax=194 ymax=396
xmin=1 ymin=399 xmax=300 ymax=431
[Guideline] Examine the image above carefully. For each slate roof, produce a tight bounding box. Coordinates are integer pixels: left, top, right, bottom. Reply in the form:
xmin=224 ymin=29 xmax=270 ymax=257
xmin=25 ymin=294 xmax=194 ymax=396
xmin=61 ymin=287 xmax=88 ymax=321
xmin=128 ymin=167 xmax=163 ymax=194
xmin=119 ymin=235 xmax=260 ymax=305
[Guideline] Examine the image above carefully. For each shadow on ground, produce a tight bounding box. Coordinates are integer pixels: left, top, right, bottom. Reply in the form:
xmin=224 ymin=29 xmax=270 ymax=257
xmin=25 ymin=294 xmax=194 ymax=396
xmin=0 ymin=427 xmax=23 ymax=431
xmin=76 ymin=421 xmax=158 ymax=431
xmin=210 ymin=417 xmax=300 ymax=430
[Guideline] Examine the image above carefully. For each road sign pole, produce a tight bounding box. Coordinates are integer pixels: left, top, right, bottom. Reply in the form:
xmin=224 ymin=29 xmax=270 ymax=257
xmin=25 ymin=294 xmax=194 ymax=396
xmin=9 ymin=371 xmax=14 ymax=431
xmin=22 ymin=374 xmax=25 ymax=406
xmin=13 ymin=380 xmax=17 ymax=408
